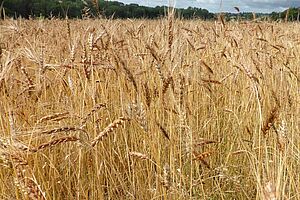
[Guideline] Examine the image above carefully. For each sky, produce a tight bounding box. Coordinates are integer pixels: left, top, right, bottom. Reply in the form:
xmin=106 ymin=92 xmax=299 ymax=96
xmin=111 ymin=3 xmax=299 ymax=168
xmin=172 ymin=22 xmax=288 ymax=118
xmin=117 ymin=0 xmax=300 ymax=13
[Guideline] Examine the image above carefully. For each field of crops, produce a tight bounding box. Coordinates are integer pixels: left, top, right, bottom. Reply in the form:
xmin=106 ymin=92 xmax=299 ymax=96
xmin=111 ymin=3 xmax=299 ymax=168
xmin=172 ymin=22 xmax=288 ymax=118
xmin=0 ymin=18 xmax=299 ymax=199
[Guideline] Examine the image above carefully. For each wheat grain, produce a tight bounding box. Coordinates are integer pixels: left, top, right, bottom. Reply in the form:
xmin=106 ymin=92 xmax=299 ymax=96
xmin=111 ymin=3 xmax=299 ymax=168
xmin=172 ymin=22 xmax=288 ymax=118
xmin=36 ymin=136 xmax=79 ymax=151
xmin=263 ymin=181 xmax=277 ymax=200
xmin=129 ymin=151 xmax=149 ymax=160
xmin=81 ymin=103 xmax=106 ymax=126
xmin=262 ymin=106 xmax=279 ymax=136
xmin=162 ymin=163 xmax=171 ymax=189
xmin=91 ymin=117 xmax=129 ymax=147
xmin=36 ymin=112 xmax=69 ymax=124
xmin=40 ymin=126 xmax=84 ymax=135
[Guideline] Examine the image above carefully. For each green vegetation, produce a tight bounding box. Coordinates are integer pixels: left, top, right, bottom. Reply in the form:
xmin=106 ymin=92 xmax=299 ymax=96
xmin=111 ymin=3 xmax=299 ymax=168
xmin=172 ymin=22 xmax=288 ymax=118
xmin=270 ymin=7 xmax=300 ymax=21
xmin=0 ymin=0 xmax=214 ymax=19
xmin=223 ymin=8 xmax=300 ymax=22
xmin=1 ymin=0 xmax=298 ymax=21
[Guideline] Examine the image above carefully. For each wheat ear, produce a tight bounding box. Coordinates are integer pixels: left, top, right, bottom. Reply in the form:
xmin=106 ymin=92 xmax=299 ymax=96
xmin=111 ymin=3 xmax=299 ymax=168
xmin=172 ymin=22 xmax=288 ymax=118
xmin=262 ymin=106 xmax=279 ymax=136
xmin=35 ymin=136 xmax=79 ymax=151
xmin=36 ymin=112 xmax=69 ymax=124
xmin=91 ymin=117 xmax=129 ymax=147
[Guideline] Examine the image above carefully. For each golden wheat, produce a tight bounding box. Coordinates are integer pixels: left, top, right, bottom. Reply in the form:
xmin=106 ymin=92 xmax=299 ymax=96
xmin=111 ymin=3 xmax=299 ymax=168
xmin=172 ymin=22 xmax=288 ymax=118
xmin=0 ymin=18 xmax=299 ymax=199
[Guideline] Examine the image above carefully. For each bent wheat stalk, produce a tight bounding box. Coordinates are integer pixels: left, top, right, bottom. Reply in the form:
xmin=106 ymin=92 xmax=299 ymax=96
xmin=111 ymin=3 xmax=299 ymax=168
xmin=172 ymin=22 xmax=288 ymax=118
xmin=91 ymin=117 xmax=129 ymax=147
xmin=81 ymin=103 xmax=106 ymax=126
xmin=40 ymin=126 xmax=84 ymax=135
xmin=36 ymin=112 xmax=69 ymax=124
xmin=35 ymin=136 xmax=79 ymax=151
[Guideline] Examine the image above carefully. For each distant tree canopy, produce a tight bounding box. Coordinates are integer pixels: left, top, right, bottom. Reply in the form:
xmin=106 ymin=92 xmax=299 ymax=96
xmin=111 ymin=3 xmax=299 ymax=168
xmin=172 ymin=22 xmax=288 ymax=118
xmin=0 ymin=0 xmax=299 ymax=21
xmin=270 ymin=8 xmax=300 ymax=21
xmin=222 ymin=8 xmax=299 ymax=21
xmin=0 ymin=0 xmax=214 ymax=19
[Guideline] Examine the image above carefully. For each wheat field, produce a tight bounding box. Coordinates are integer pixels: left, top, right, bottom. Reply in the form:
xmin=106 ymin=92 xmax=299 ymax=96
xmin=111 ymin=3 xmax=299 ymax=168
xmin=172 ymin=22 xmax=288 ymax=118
xmin=0 ymin=18 xmax=299 ymax=199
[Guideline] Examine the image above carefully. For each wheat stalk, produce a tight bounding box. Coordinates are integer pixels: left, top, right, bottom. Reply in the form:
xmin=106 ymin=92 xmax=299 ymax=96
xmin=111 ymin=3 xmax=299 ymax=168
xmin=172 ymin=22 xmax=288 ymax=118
xmin=162 ymin=163 xmax=171 ymax=190
xmin=192 ymin=151 xmax=213 ymax=169
xmin=14 ymin=167 xmax=46 ymax=200
xmin=143 ymin=83 xmax=152 ymax=108
xmin=262 ymin=106 xmax=279 ymax=136
xmin=156 ymin=121 xmax=170 ymax=140
xmin=263 ymin=181 xmax=277 ymax=200
xmin=81 ymin=103 xmax=106 ymax=126
xmin=21 ymin=65 xmax=34 ymax=86
xmin=1 ymin=151 xmax=28 ymax=167
xmin=129 ymin=151 xmax=149 ymax=160
xmin=91 ymin=117 xmax=129 ymax=147
xmin=194 ymin=139 xmax=218 ymax=147
xmin=40 ymin=126 xmax=84 ymax=135
xmin=275 ymin=120 xmax=287 ymax=153
xmin=36 ymin=112 xmax=69 ymax=124
xmin=35 ymin=136 xmax=79 ymax=151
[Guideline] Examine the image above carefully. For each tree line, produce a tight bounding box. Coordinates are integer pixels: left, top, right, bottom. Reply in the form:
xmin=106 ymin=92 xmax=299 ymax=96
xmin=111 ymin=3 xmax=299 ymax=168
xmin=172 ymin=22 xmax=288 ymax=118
xmin=0 ymin=0 xmax=299 ymax=21
xmin=0 ymin=0 xmax=213 ymax=19
xmin=270 ymin=8 xmax=300 ymax=21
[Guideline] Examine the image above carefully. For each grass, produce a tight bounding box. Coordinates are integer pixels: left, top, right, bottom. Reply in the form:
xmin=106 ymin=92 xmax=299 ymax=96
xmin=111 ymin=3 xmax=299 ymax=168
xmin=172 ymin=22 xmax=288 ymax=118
xmin=0 ymin=17 xmax=299 ymax=199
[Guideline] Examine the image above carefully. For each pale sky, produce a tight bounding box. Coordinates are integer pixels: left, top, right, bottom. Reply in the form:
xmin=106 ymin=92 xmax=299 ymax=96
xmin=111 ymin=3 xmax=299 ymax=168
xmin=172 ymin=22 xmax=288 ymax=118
xmin=117 ymin=0 xmax=300 ymax=13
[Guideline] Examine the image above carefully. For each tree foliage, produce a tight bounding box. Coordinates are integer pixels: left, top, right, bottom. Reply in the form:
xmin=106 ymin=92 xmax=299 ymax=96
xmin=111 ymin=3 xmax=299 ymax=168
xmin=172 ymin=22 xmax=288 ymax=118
xmin=0 ymin=0 xmax=214 ymax=19
xmin=0 ymin=0 xmax=299 ymax=21
xmin=270 ymin=8 xmax=300 ymax=21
